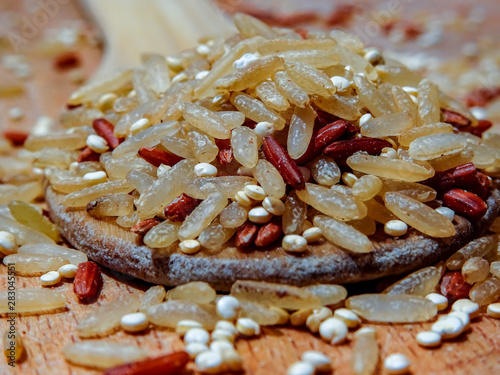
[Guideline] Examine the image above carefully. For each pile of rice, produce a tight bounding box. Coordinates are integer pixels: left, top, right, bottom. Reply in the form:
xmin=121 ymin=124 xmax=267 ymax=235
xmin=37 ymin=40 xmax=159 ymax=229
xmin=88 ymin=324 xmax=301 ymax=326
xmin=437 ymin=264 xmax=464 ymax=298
xmin=8 ymin=12 xmax=500 ymax=255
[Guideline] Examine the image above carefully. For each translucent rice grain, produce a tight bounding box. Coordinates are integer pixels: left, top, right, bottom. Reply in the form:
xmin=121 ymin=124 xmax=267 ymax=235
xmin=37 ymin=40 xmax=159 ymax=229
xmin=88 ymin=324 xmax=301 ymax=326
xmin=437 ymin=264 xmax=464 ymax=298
xmin=398 ymin=122 xmax=454 ymax=147
xmin=60 ymin=107 xmax=104 ymax=129
xmin=467 ymin=143 xmax=498 ymax=169
xmin=462 ymin=257 xmax=490 ymax=284
xmin=418 ymin=79 xmax=440 ymax=125
xmin=0 ymin=215 xmax=54 ymax=245
xmin=167 ymin=282 xmax=216 ymax=304
xmin=114 ymin=102 xmax=152 ymax=138
xmin=147 ymin=300 xmax=218 ymax=329
xmin=215 ymin=56 xmax=284 ymax=92
xmin=220 ymin=202 xmax=248 ymax=228
xmin=490 ymin=262 xmax=500 ymax=279
xmin=133 ymin=68 xmax=156 ymax=104
xmin=126 ymin=171 xmax=155 ymax=195
xmin=24 ymin=132 xmax=87 ymax=152
xmin=116 ymin=211 xmax=139 ymax=228
xmin=346 ymin=294 xmax=437 ymax=322
xmin=310 ymin=157 xmax=341 ymax=187
xmin=302 ymin=284 xmax=348 ymax=306
xmin=143 ymin=220 xmax=180 ymax=248
xmin=360 ymin=112 xmax=413 ymax=138
xmin=429 ymin=150 xmax=474 ymax=172
xmin=18 ymin=244 xmax=87 ymax=265
xmin=112 ymin=121 xmax=180 ymax=159
xmin=194 ymin=36 xmax=265 ymax=99
xmin=375 ymin=65 xmax=422 ymax=87
xmin=483 ymin=132 xmax=500 ymax=150
xmin=408 ymin=133 xmax=467 ymax=161
xmin=231 ymin=280 xmax=321 ymax=310
xmin=178 ymin=192 xmax=228 ymax=240
xmin=142 ymin=54 xmax=170 ymax=95
xmin=277 ymin=50 xmax=340 ymax=69
xmin=68 ymin=69 xmax=133 ymax=105
xmin=282 ymin=191 xmax=308 ymax=235
xmin=51 ymin=176 xmax=105 ymax=195
xmin=151 ymin=84 xmax=193 ymax=124
xmin=0 ymin=289 xmax=66 ymax=314
xmin=139 ymin=285 xmax=166 ymax=313
xmin=44 ymin=168 xmax=76 ymax=186
xmin=379 ymin=179 xmax=436 ymax=202
xmin=255 ymin=81 xmax=290 ymax=112
xmin=62 ymin=179 xmax=133 ymax=208
xmin=214 ymin=111 xmax=246 ymax=129
xmin=198 ymin=220 xmax=237 ymax=249
xmin=189 ymin=130 xmax=219 ymax=163
xmin=160 ymin=136 xmax=195 ymax=159
xmin=285 ymin=61 xmax=335 ymax=97
xmin=377 ymin=83 xmax=397 ymax=113
xmin=469 ymin=276 xmax=500 ymax=306
xmin=63 ymin=341 xmax=146 ymax=369
xmin=0 ymin=158 xmax=33 ymax=179
xmin=257 ymin=38 xmax=336 ymax=55
xmin=230 ymin=92 xmax=286 ymax=130
xmin=346 ymin=154 xmax=434 ymax=182
xmin=87 ymin=193 xmax=134 ymax=218
xmin=234 ymin=13 xmax=278 ymax=39
xmin=3 ymin=253 xmax=68 ymax=276
xmin=288 ymin=105 xmax=316 ymax=159
xmin=33 ymin=148 xmax=79 ymax=169
xmin=391 ymin=85 xmax=419 ymax=123
xmin=296 ymin=183 xmax=367 ymax=221
xmin=253 ymin=160 xmax=286 ymax=199
xmin=352 ymin=175 xmax=383 ymax=201
xmin=313 ymin=215 xmax=372 ymax=253
xmin=71 ymin=161 xmax=104 ymax=176
xmin=383 ymin=192 xmax=456 ymax=238
xmin=446 ymin=235 xmax=498 ymax=270
xmin=333 ymin=41 xmax=369 ymax=66
xmin=113 ymin=96 xmax=137 ymax=113
xmin=100 ymin=153 xmax=156 ymax=180
xmin=0 ymin=181 xmax=43 ymax=205
xmin=274 ymin=70 xmax=310 ymax=108
xmin=238 ymin=300 xmax=288 ymax=326
xmin=353 ymin=75 xmax=393 ymax=117
xmin=77 ymin=294 xmax=140 ymax=337
xmin=383 ymin=266 xmax=441 ymax=296
xmin=313 ymin=95 xmax=362 ymax=121
xmin=231 ymin=127 xmax=259 ymax=168
xmin=182 ymin=176 xmax=255 ymax=199
xmin=364 ymin=198 xmax=397 ymax=224
xmin=135 ymin=159 xmax=197 ymax=219
xmin=351 ymin=328 xmax=379 ymax=375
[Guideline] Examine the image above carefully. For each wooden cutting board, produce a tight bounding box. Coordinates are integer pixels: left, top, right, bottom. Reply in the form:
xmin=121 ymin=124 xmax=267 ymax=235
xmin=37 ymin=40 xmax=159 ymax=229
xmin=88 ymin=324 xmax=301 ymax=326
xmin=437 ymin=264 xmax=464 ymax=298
xmin=1 ymin=1 xmax=500 ymax=375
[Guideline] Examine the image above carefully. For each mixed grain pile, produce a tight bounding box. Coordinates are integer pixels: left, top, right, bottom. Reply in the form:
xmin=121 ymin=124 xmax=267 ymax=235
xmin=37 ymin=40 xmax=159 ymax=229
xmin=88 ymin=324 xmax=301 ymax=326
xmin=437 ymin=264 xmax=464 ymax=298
xmin=8 ymin=14 xmax=500 ymax=254
xmin=2 ymin=12 xmax=500 ymax=375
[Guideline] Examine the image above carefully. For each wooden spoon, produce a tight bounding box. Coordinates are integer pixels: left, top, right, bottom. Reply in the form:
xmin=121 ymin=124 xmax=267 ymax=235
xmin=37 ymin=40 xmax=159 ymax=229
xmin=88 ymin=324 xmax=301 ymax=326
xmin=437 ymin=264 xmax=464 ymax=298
xmin=46 ymin=1 xmax=500 ymax=289
xmin=47 ymin=185 xmax=500 ymax=290
xmin=80 ymin=0 xmax=235 ymax=81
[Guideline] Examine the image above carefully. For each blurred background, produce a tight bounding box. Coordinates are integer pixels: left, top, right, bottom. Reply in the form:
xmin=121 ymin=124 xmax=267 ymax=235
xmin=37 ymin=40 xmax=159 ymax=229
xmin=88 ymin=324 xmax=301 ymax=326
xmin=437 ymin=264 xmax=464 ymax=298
xmin=0 ymin=0 xmax=499 ymax=134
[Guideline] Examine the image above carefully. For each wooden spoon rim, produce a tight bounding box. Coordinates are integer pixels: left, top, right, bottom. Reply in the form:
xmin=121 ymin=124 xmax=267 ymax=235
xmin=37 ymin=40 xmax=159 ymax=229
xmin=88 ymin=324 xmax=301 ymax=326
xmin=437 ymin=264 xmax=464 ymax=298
xmin=46 ymin=186 xmax=500 ymax=291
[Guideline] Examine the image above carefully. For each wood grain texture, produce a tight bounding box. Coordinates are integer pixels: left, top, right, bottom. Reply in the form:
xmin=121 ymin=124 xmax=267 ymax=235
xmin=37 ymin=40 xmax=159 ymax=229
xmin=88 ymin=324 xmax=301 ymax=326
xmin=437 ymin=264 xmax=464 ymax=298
xmin=46 ymin=185 xmax=500 ymax=291
xmin=1 ymin=1 xmax=500 ymax=375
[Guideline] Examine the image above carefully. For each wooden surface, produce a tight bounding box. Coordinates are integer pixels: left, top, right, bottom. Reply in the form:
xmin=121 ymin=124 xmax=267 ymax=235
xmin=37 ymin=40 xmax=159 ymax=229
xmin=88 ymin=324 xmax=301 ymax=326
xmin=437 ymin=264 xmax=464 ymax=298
xmin=1 ymin=1 xmax=500 ymax=375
